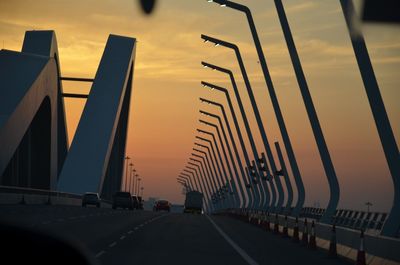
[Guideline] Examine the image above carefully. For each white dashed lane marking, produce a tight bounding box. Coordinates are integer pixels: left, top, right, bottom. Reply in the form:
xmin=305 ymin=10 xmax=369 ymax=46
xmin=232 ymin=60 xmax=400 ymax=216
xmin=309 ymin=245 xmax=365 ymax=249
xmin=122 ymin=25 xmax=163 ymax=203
xmin=109 ymin=242 xmax=117 ymax=248
xmin=95 ymin=251 xmax=106 ymax=258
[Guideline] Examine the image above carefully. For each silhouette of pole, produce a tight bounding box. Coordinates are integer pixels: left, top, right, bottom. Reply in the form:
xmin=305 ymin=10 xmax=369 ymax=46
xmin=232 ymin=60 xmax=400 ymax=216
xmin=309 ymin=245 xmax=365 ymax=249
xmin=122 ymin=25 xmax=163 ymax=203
xmin=200 ymin=97 xmax=255 ymax=208
xmin=202 ymin=56 xmax=282 ymax=212
xmin=193 ymin=148 xmax=227 ymax=209
xmin=201 ymin=81 xmax=267 ymax=209
xmin=188 ymin=162 xmax=213 ymax=212
xmin=185 ymin=165 xmax=203 ymax=194
xmin=183 ymin=169 xmax=200 ymax=191
xmin=273 ymin=0 xmax=339 ymax=223
xmin=191 ymin=153 xmax=219 ymax=205
xmin=196 ymin=131 xmax=238 ymax=208
xmin=124 ymin=156 xmax=130 ymax=191
xmin=177 ymin=176 xmax=192 ymax=191
xmin=137 ymin=178 xmax=141 ymax=197
xmin=205 ymin=0 xmax=305 ymax=216
xmin=189 ymin=156 xmax=214 ymax=208
xmin=128 ymin=163 xmax=134 ymax=193
xmin=177 ymin=180 xmax=188 ymax=193
xmin=275 ymin=141 xmax=293 ymax=214
xmin=180 ymin=174 xmax=194 ymax=192
xmin=184 ymin=168 xmax=210 ymax=211
xmin=340 ymin=0 xmax=400 ymax=237
xmin=194 ymin=141 xmax=234 ymax=208
xmin=187 ymin=164 xmax=213 ymax=212
xmin=199 ymin=113 xmax=246 ymax=208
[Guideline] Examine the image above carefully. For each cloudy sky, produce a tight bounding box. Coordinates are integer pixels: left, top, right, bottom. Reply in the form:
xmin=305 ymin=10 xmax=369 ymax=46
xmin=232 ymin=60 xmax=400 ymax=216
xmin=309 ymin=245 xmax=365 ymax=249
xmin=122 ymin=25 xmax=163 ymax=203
xmin=1 ymin=0 xmax=398 ymax=211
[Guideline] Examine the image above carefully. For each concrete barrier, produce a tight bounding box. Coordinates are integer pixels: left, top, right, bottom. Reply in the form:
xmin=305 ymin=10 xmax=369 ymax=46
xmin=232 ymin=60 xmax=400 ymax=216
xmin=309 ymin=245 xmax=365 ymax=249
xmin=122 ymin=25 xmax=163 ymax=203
xmin=0 ymin=185 xmax=111 ymax=207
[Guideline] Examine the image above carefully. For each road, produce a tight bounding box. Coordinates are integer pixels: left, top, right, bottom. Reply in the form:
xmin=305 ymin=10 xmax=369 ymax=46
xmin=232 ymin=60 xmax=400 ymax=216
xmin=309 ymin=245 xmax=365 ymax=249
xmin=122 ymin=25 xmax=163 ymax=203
xmin=0 ymin=205 xmax=352 ymax=265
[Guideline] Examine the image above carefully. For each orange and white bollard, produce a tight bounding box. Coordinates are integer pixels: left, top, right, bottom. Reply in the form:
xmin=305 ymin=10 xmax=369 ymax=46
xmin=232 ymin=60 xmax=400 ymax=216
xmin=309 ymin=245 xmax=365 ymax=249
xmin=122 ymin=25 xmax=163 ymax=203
xmin=301 ymin=218 xmax=309 ymax=246
xmin=309 ymin=221 xmax=317 ymax=250
xmin=274 ymin=213 xmax=280 ymax=234
xmin=282 ymin=215 xmax=289 ymax=238
xmin=265 ymin=212 xmax=271 ymax=232
xmin=328 ymin=224 xmax=337 ymax=258
xmin=292 ymin=217 xmax=299 ymax=243
xmin=356 ymin=230 xmax=366 ymax=265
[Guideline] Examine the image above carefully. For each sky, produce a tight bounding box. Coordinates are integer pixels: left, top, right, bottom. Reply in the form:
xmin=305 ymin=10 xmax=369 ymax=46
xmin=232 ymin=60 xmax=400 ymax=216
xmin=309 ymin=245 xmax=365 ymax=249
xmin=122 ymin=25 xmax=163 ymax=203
xmin=1 ymin=0 xmax=399 ymax=211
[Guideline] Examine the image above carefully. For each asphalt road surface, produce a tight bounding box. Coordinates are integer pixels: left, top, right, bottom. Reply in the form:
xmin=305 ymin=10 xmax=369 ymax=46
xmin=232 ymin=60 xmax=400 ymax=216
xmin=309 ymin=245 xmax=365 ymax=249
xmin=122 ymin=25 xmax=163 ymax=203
xmin=0 ymin=205 xmax=352 ymax=265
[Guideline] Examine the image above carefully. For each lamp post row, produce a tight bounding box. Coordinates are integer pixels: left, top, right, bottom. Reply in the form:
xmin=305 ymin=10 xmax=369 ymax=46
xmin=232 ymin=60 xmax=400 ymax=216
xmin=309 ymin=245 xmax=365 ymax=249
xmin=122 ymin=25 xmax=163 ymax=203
xmin=176 ymin=0 xmax=399 ymax=237
xmin=123 ymin=156 xmax=143 ymax=197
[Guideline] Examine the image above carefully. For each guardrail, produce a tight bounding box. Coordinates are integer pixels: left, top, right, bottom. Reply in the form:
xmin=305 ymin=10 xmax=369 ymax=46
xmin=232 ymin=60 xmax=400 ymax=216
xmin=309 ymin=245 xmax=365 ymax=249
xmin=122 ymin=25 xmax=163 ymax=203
xmin=0 ymin=185 xmax=111 ymax=206
xmin=221 ymin=209 xmax=400 ymax=264
xmin=300 ymin=207 xmax=388 ymax=233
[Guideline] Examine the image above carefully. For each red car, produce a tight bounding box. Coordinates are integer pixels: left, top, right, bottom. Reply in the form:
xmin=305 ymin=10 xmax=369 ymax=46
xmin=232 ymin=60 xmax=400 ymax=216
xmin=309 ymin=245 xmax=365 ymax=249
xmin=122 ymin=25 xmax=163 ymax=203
xmin=153 ymin=200 xmax=171 ymax=212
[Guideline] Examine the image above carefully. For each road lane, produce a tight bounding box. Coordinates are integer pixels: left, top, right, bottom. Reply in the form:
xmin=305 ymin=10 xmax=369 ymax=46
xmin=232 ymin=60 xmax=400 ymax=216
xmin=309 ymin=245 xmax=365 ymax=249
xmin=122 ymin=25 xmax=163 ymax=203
xmin=211 ymin=214 xmax=353 ymax=265
xmin=0 ymin=205 xmax=354 ymax=265
xmin=99 ymin=213 xmax=248 ymax=265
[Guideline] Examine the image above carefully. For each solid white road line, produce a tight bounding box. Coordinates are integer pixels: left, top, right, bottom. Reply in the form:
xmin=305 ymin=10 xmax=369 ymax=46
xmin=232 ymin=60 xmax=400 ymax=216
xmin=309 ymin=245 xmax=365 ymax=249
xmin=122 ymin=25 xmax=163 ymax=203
xmin=120 ymin=236 xmax=126 ymax=240
xmin=206 ymin=215 xmax=259 ymax=265
xmin=128 ymin=230 xmax=133 ymax=234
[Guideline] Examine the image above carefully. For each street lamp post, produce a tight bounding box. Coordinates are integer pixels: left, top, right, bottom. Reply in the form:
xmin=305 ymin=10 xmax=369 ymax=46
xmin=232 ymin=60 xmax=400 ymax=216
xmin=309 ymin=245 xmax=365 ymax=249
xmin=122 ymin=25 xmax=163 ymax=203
xmin=202 ymin=61 xmax=289 ymax=211
xmin=183 ymin=169 xmax=200 ymax=191
xmin=274 ymin=141 xmax=293 ymax=215
xmin=124 ymin=156 xmax=130 ymax=191
xmin=199 ymin=106 xmax=251 ymax=209
xmin=202 ymin=50 xmax=284 ymax=212
xmin=189 ymin=161 xmax=214 ymax=212
xmin=194 ymin=142 xmax=233 ymax=208
xmin=140 ymin=187 xmax=144 ymax=198
xmin=199 ymin=114 xmax=246 ymax=209
xmin=340 ymin=0 xmax=400 ymax=237
xmin=199 ymin=97 xmax=255 ymax=209
xmin=191 ymin=154 xmax=217 ymax=203
xmin=200 ymin=82 xmax=266 ymax=210
xmin=193 ymin=148 xmax=227 ymax=209
xmin=190 ymin=155 xmax=218 ymax=211
xmin=128 ymin=163 xmax=134 ymax=193
xmin=178 ymin=176 xmax=192 ymax=191
xmin=202 ymin=19 xmax=305 ymax=216
xmin=185 ymin=165 xmax=211 ymax=212
xmin=197 ymin=127 xmax=239 ymax=209
xmin=181 ymin=173 xmax=196 ymax=192
xmin=176 ymin=178 xmax=190 ymax=192
xmin=137 ymin=178 xmax=141 ymax=197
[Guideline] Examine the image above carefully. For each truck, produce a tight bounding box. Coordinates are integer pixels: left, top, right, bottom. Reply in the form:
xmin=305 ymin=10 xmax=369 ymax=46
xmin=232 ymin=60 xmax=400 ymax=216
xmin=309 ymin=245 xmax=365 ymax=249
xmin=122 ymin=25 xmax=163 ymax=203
xmin=183 ymin=191 xmax=203 ymax=214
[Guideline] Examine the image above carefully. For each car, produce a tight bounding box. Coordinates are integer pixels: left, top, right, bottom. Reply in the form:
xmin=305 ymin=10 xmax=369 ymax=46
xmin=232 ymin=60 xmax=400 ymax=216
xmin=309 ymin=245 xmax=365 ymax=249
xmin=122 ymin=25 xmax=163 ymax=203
xmin=131 ymin=195 xmax=140 ymax=209
xmin=137 ymin=196 xmax=144 ymax=210
xmin=82 ymin=192 xmax=100 ymax=208
xmin=112 ymin=191 xmax=133 ymax=210
xmin=153 ymin=200 xmax=171 ymax=212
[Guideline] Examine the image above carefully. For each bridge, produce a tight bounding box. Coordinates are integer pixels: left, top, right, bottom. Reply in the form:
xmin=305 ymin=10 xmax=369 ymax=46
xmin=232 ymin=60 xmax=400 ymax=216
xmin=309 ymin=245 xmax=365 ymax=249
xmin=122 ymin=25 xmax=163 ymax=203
xmin=0 ymin=1 xmax=399 ymax=265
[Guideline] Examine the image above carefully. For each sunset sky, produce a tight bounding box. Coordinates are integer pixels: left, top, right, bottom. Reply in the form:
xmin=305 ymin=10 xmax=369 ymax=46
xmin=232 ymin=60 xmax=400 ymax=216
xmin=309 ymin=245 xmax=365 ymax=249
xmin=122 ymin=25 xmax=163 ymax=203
xmin=1 ymin=0 xmax=398 ymax=211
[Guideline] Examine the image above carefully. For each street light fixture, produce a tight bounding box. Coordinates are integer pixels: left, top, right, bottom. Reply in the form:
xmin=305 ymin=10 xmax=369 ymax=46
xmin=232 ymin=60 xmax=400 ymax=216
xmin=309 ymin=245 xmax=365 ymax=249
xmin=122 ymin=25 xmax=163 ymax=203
xmin=190 ymin=155 xmax=218 ymax=210
xmin=199 ymin=82 xmax=267 ymax=210
xmin=199 ymin=97 xmax=256 ymax=208
xmin=124 ymin=156 xmax=130 ymax=191
xmin=199 ymin=110 xmax=248 ymax=208
xmin=202 ymin=3 xmax=307 ymax=217
xmin=196 ymin=132 xmax=237 ymax=208
xmin=193 ymin=148 xmax=228 ymax=208
xmin=199 ymin=118 xmax=243 ymax=205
